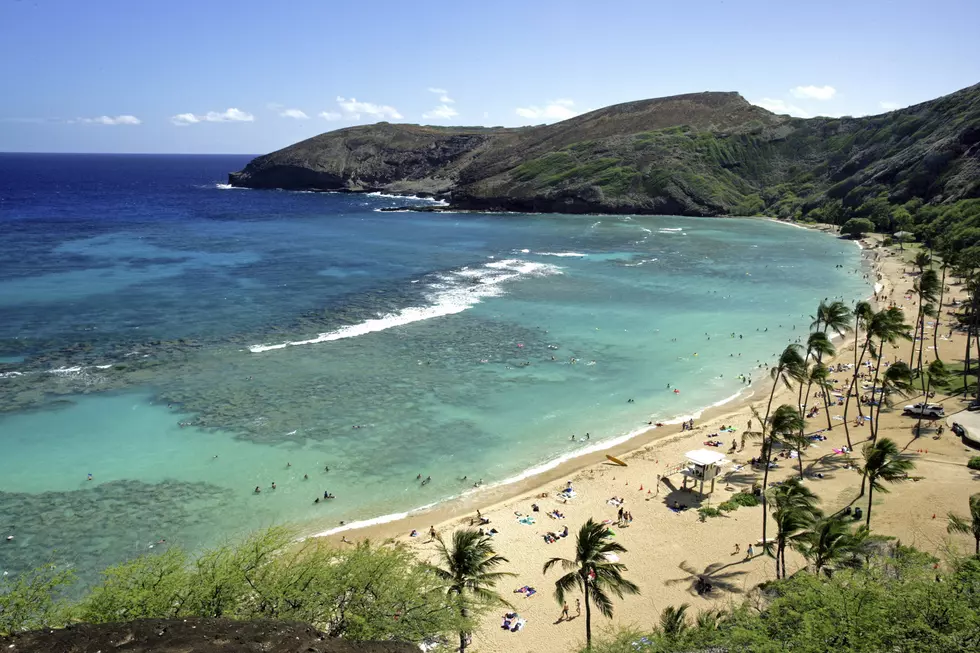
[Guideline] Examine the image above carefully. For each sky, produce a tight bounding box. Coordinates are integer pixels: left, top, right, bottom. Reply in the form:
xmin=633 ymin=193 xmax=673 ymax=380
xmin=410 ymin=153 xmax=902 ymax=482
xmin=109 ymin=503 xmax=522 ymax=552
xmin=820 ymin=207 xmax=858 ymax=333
xmin=1 ymin=0 xmax=978 ymax=154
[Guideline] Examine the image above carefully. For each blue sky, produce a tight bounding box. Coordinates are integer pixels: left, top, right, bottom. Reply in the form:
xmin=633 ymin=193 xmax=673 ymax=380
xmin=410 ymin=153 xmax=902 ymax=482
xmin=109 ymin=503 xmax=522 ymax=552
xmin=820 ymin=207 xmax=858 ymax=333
xmin=1 ymin=0 xmax=977 ymax=154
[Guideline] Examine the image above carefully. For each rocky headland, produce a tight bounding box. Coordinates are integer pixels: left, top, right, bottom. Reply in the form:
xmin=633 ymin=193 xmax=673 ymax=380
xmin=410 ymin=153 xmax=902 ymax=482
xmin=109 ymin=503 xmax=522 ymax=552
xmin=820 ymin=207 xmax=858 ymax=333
xmin=229 ymin=85 xmax=980 ymax=217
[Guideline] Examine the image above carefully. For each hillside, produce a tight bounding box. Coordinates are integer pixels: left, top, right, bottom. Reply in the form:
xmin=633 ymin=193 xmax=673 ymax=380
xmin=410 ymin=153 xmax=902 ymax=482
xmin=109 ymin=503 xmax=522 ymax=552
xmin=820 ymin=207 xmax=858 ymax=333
xmin=229 ymin=85 xmax=980 ymax=218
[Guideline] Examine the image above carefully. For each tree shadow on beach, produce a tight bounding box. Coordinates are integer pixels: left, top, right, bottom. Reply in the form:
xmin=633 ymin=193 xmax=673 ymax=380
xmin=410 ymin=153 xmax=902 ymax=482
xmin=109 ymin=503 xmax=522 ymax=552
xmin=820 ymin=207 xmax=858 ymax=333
xmin=666 ymin=560 xmax=748 ymax=598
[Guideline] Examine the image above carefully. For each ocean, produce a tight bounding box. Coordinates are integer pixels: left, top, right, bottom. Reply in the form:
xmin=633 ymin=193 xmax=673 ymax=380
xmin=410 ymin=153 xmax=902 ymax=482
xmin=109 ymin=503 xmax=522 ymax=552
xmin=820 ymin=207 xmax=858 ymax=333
xmin=0 ymin=153 xmax=871 ymax=586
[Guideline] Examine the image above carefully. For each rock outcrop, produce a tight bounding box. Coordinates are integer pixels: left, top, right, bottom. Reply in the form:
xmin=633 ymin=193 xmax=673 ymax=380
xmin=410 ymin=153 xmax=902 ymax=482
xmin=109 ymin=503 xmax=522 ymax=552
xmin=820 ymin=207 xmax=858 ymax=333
xmin=0 ymin=618 xmax=420 ymax=653
xmin=230 ymin=85 xmax=980 ymax=217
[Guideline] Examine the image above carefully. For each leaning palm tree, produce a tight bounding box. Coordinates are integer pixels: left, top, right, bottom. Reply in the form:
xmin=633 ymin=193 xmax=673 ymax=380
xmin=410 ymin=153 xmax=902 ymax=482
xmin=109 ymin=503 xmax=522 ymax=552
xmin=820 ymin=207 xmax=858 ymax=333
xmin=767 ymin=477 xmax=822 ymax=578
xmin=933 ymin=246 xmax=954 ymax=356
xmin=667 ymin=560 xmax=747 ymax=597
xmin=543 ymin=519 xmax=639 ymax=649
xmin=659 ymin=603 xmax=690 ymax=640
xmin=812 ymin=301 xmax=852 ymax=422
xmin=799 ymin=333 xmax=836 ymax=431
xmin=758 ymin=405 xmax=805 ymax=548
xmin=947 ymin=493 xmax=980 ymax=555
xmin=793 ymin=518 xmax=871 ymax=576
xmin=916 ymin=358 xmax=950 ymax=437
xmin=871 ymin=361 xmax=915 ymax=443
xmin=842 ymin=300 xmax=875 ymax=449
xmin=859 ymin=438 xmax=915 ymax=529
xmin=432 ymin=529 xmax=514 ymax=653
xmin=908 ymin=267 xmax=939 ymax=373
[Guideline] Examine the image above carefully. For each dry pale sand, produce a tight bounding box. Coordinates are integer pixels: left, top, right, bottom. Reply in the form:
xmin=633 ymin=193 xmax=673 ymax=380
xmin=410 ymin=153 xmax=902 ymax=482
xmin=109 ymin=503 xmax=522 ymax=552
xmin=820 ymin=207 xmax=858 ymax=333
xmin=327 ymin=232 xmax=980 ymax=653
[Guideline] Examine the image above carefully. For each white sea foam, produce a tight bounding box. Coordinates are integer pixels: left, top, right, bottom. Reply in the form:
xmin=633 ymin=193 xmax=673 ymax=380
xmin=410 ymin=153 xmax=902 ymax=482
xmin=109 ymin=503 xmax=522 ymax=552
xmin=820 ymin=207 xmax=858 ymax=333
xmin=47 ymin=366 xmax=83 ymax=374
xmin=311 ymin=501 xmax=442 ymax=538
xmin=366 ymin=191 xmax=444 ymax=204
xmin=215 ymin=183 xmax=247 ymax=190
xmin=249 ymin=259 xmax=562 ymax=353
xmin=535 ymin=252 xmax=587 ymax=257
xmin=624 ymin=257 xmax=658 ymax=267
xmin=0 ymin=371 xmax=23 ymax=379
xmin=659 ymin=227 xmax=683 ymax=232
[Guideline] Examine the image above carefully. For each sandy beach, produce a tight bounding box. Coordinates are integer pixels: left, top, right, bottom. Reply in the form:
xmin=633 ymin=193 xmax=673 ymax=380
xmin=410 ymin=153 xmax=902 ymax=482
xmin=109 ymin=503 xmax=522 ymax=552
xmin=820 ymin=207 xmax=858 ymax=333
xmin=322 ymin=229 xmax=980 ymax=653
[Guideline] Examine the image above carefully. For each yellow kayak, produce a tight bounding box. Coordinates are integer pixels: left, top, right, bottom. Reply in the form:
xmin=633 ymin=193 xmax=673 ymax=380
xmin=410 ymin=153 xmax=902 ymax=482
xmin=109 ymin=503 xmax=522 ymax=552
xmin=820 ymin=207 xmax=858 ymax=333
xmin=605 ymin=454 xmax=627 ymax=467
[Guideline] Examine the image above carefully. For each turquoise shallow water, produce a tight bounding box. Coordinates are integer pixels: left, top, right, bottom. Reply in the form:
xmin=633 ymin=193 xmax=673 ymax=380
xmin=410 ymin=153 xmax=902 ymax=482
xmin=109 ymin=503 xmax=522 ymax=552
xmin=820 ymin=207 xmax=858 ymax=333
xmin=0 ymin=154 xmax=872 ymax=586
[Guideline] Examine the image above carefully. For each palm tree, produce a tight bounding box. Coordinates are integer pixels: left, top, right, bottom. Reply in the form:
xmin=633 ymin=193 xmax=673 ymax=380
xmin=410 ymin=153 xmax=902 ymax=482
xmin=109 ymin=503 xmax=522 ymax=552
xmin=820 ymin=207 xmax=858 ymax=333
xmin=793 ymin=518 xmax=871 ymax=576
xmin=947 ymin=493 xmax=980 ymax=555
xmin=432 ymin=529 xmax=514 ymax=653
xmin=871 ymin=362 xmax=915 ymax=443
xmin=843 ymin=301 xmax=875 ymax=449
xmin=810 ymin=302 xmax=851 ymax=426
xmin=908 ymin=265 xmax=939 ymax=373
xmin=932 ymin=247 xmax=953 ymax=357
xmin=767 ymin=478 xmax=822 ymax=578
xmin=916 ymin=358 xmax=949 ymax=436
xmin=859 ymin=438 xmax=915 ymax=529
xmin=799 ymin=333 xmax=836 ymax=431
xmin=659 ymin=604 xmax=690 ymax=640
xmin=758 ymin=405 xmax=805 ymax=548
xmin=542 ymin=519 xmax=639 ymax=648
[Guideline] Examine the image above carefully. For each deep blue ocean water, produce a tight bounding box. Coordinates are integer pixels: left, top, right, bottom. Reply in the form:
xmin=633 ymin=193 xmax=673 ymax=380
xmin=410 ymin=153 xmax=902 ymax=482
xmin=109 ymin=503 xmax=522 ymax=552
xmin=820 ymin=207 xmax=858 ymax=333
xmin=0 ymin=153 xmax=871 ymax=586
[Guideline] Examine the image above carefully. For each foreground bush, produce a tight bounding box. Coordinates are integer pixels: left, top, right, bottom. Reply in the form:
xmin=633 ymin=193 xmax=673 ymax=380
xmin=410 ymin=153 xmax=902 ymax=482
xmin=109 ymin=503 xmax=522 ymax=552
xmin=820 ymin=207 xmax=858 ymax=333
xmin=587 ymin=547 xmax=980 ymax=653
xmin=2 ymin=527 xmax=465 ymax=642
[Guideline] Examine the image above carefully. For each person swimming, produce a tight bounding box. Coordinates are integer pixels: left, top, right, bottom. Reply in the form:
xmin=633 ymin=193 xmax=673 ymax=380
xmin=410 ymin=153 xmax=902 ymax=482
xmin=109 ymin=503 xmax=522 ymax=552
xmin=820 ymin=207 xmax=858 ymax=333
xmin=254 ymin=486 xmax=261 ymax=493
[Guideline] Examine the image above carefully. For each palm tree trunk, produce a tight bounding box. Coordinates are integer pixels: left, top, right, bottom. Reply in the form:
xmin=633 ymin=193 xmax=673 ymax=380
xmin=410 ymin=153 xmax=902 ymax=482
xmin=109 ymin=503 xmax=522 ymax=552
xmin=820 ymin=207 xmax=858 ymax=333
xmin=843 ymin=334 xmax=870 ymax=450
xmin=916 ymin=374 xmax=932 ymax=437
xmin=798 ymin=448 xmax=805 ymax=480
xmin=822 ymin=383 xmax=833 ymax=430
xmin=866 ymin=482 xmax=874 ymax=529
xmin=584 ymin=583 xmax=592 ymax=649
xmin=933 ymin=263 xmax=947 ymax=356
xmin=459 ymin=631 xmax=466 ymax=653
xmin=760 ymin=378 xmax=780 ymax=547
xmin=869 ymin=344 xmax=884 ymax=444
xmin=965 ymin=295 xmax=973 ymax=397
xmin=908 ymin=310 xmax=919 ymax=370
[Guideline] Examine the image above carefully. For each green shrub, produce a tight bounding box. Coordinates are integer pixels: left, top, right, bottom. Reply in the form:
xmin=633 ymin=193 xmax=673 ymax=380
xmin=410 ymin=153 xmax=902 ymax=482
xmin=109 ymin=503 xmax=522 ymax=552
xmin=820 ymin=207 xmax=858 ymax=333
xmin=968 ymin=456 xmax=980 ymax=470
xmin=730 ymin=492 xmax=759 ymax=507
xmin=718 ymin=501 xmax=737 ymax=512
xmin=697 ymin=506 xmax=722 ymax=521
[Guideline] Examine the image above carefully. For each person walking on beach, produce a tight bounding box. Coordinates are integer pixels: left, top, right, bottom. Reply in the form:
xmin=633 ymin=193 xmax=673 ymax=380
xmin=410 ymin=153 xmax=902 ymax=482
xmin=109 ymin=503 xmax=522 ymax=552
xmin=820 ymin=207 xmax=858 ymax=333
xmin=733 ymin=543 xmax=740 ymax=555
xmin=560 ymin=602 xmax=569 ymax=621
xmin=575 ymin=598 xmax=581 ymax=617
xmin=746 ymin=543 xmax=754 ymax=558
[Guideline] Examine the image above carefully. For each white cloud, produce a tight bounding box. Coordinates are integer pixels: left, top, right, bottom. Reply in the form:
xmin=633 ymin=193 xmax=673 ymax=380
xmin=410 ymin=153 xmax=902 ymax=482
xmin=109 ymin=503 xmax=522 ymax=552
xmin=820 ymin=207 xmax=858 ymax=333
xmin=171 ymin=108 xmax=254 ymax=126
xmin=78 ymin=115 xmax=141 ymax=125
xmin=879 ymin=101 xmax=902 ymax=111
xmin=515 ymin=99 xmax=578 ymax=122
xmin=427 ymin=87 xmax=454 ymax=104
xmin=422 ymin=104 xmax=459 ymax=120
xmin=279 ymin=108 xmax=309 ymax=119
xmin=790 ymin=85 xmax=837 ymax=101
xmin=335 ymin=96 xmax=403 ymax=120
xmin=319 ymin=111 xmax=342 ymax=121
xmin=752 ymin=98 xmax=811 ymax=118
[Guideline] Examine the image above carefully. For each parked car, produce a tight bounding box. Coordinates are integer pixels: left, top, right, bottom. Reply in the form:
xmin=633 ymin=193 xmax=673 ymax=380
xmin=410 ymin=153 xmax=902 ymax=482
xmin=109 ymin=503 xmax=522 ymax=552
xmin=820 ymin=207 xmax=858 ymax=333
xmin=903 ymin=403 xmax=945 ymax=418
xmin=967 ymin=400 xmax=980 ymax=412
xmin=951 ymin=422 xmax=965 ymax=438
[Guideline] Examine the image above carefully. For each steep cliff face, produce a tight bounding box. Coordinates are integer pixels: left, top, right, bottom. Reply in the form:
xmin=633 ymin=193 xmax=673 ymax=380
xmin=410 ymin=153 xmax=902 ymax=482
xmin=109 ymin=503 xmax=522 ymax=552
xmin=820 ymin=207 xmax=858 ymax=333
xmin=230 ymin=85 xmax=980 ymax=216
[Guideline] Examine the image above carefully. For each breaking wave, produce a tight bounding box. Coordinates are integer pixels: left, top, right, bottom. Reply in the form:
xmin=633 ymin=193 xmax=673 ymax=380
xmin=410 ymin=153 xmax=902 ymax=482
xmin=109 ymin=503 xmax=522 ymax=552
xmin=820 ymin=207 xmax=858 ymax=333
xmin=249 ymin=259 xmax=562 ymax=353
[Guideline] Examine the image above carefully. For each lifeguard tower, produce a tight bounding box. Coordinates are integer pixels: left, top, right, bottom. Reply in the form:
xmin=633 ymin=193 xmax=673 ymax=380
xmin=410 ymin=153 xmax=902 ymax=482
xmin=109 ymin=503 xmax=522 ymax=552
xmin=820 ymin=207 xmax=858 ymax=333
xmin=679 ymin=449 xmax=728 ymax=495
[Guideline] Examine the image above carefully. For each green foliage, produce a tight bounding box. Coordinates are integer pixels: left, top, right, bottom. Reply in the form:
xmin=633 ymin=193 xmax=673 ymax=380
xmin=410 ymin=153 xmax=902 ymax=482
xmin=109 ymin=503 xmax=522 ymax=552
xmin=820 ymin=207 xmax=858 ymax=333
xmin=697 ymin=506 xmax=722 ymax=521
xmin=587 ymin=547 xmax=980 ymax=653
xmin=841 ymin=217 xmax=874 ymax=237
xmin=730 ymin=492 xmax=759 ymax=507
xmin=717 ymin=490 xmax=762 ymax=512
xmin=968 ymin=456 xmax=980 ymax=471
xmin=74 ymin=527 xmax=464 ymax=642
xmin=0 ymin=564 xmax=75 ymax=636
